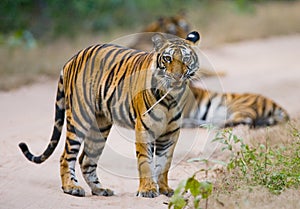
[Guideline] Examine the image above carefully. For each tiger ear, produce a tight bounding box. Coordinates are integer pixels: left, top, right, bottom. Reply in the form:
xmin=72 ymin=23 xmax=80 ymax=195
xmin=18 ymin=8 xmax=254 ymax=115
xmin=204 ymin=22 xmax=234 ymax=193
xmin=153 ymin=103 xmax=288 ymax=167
xmin=185 ymin=31 xmax=200 ymax=45
xmin=152 ymin=33 xmax=168 ymax=52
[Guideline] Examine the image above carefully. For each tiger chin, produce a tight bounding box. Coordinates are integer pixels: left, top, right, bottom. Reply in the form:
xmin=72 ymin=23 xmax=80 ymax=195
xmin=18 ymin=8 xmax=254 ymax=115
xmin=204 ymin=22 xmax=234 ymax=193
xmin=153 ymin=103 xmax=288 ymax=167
xmin=18 ymin=31 xmax=202 ymax=198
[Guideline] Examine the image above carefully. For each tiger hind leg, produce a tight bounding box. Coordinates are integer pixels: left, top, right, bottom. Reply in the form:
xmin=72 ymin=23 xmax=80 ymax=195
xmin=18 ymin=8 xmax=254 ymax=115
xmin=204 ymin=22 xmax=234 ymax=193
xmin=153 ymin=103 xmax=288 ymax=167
xmin=79 ymin=120 xmax=114 ymax=196
xmin=60 ymin=121 xmax=85 ymax=196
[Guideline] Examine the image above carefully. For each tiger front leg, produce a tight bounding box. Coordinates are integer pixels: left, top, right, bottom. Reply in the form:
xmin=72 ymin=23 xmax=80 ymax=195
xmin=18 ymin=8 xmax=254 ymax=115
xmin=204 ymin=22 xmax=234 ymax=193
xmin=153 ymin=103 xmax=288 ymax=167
xmin=135 ymin=119 xmax=158 ymax=198
xmin=155 ymin=127 xmax=180 ymax=197
xmin=135 ymin=142 xmax=158 ymax=198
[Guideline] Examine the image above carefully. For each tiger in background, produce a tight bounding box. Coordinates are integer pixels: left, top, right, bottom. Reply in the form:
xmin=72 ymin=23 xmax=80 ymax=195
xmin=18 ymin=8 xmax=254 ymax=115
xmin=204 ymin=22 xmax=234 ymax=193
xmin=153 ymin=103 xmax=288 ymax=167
xmin=19 ymin=31 xmax=202 ymax=198
xmin=130 ymin=13 xmax=225 ymax=78
xmin=130 ymin=13 xmax=190 ymax=50
xmin=182 ymin=85 xmax=289 ymax=128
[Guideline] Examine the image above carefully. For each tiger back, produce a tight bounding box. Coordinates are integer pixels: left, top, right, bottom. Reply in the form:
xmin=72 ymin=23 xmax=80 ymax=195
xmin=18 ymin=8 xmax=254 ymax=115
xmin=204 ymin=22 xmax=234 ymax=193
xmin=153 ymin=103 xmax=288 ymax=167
xmin=19 ymin=31 xmax=201 ymax=198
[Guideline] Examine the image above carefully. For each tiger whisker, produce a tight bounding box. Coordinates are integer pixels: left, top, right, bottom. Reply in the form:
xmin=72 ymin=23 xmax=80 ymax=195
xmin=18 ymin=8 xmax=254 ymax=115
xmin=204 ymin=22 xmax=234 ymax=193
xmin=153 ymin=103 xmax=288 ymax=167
xmin=143 ymin=87 xmax=174 ymax=116
xmin=189 ymin=73 xmax=203 ymax=81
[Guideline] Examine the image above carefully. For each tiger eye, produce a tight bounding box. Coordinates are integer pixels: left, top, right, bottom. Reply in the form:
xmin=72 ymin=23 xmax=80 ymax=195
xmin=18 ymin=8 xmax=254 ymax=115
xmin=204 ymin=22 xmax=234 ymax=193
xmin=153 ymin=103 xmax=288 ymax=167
xmin=163 ymin=55 xmax=172 ymax=63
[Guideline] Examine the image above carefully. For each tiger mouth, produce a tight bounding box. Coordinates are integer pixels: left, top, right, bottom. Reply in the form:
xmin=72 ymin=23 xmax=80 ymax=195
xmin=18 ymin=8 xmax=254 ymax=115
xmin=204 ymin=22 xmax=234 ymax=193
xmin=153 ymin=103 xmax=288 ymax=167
xmin=172 ymin=81 xmax=183 ymax=86
xmin=169 ymin=80 xmax=188 ymax=88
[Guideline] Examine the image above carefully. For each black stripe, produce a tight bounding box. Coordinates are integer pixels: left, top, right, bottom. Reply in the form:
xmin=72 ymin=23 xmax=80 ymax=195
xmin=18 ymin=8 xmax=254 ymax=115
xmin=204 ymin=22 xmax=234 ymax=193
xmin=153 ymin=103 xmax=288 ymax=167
xmin=169 ymin=111 xmax=182 ymax=124
xmin=119 ymin=103 xmax=131 ymax=126
xmin=104 ymin=64 xmax=117 ymax=98
xmin=74 ymin=126 xmax=85 ymax=138
xmin=99 ymin=124 xmax=113 ymax=133
xmin=201 ymin=99 xmax=211 ymax=121
xmin=129 ymin=106 xmax=136 ymax=126
xmin=87 ymin=45 xmax=105 ymax=77
xmin=69 ymin=140 xmax=81 ymax=146
xmin=156 ymin=140 xmax=174 ymax=155
xmin=55 ymin=106 xmax=65 ymax=126
xmin=106 ymin=89 xmax=116 ymax=120
xmin=72 ymin=110 xmax=88 ymax=135
xmin=66 ymin=157 xmax=77 ymax=162
xmin=98 ymin=86 xmax=103 ymax=111
xmin=141 ymin=119 xmax=156 ymax=138
xmin=151 ymin=88 xmax=169 ymax=109
xmin=160 ymin=127 xmax=180 ymax=138
xmin=82 ymin=170 xmax=95 ymax=175
xmin=143 ymin=91 xmax=152 ymax=113
xmin=73 ymin=79 xmax=94 ymax=125
xmin=107 ymin=47 xmax=127 ymax=69
xmin=51 ymin=126 xmax=62 ymax=140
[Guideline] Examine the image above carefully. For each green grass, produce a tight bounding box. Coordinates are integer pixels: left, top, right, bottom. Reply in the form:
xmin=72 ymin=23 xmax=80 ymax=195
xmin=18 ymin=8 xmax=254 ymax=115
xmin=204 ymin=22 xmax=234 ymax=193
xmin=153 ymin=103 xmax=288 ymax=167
xmin=168 ymin=119 xmax=300 ymax=209
xmin=214 ymin=124 xmax=300 ymax=195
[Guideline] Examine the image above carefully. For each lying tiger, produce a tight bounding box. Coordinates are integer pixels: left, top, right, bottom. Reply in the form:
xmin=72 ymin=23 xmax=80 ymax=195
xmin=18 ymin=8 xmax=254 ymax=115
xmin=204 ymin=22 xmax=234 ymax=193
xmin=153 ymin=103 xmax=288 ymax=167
xmin=135 ymin=15 xmax=288 ymax=127
xmin=19 ymin=31 xmax=202 ymax=198
xmin=182 ymin=85 xmax=289 ymax=128
xmin=130 ymin=13 xmax=190 ymax=50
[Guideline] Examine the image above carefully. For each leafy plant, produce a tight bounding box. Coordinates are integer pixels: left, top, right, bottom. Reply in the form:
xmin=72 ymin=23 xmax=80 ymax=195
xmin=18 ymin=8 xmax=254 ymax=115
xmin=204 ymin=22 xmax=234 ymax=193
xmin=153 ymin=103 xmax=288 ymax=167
xmin=168 ymin=175 xmax=213 ymax=209
xmin=169 ymin=158 xmax=226 ymax=209
xmin=214 ymin=126 xmax=300 ymax=194
xmin=170 ymin=123 xmax=300 ymax=208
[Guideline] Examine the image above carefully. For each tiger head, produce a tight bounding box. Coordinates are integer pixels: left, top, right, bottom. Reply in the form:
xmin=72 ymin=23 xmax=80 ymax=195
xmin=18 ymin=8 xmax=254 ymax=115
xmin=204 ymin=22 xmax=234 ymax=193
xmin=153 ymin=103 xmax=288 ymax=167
xmin=152 ymin=31 xmax=201 ymax=89
xmin=144 ymin=14 xmax=190 ymax=39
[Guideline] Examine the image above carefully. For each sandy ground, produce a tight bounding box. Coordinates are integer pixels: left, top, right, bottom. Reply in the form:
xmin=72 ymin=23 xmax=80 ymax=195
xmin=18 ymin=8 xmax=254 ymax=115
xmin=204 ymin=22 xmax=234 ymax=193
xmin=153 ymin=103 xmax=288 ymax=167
xmin=1 ymin=35 xmax=300 ymax=209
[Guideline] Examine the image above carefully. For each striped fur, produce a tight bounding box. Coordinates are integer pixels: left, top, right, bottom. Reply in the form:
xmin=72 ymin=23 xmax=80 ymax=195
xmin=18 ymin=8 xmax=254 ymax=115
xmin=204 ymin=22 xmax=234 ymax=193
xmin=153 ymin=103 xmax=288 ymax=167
xmin=143 ymin=14 xmax=189 ymax=37
xmin=182 ymin=85 xmax=289 ymax=128
xmin=130 ymin=13 xmax=190 ymax=50
xmin=19 ymin=32 xmax=201 ymax=198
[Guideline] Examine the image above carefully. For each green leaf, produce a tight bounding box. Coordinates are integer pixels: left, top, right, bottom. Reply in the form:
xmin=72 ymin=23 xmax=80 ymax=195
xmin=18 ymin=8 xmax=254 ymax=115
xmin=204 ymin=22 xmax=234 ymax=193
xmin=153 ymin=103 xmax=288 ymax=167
xmin=185 ymin=177 xmax=201 ymax=197
xmin=210 ymin=159 xmax=227 ymax=166
xmin=187 ymin=157 xmax=206 ymax=163
xmin=174 ymin=179 xmax=187 ymax=195
xmin=168 ymin=195 xmax=187 ymax=209
xmin=193 ymin=197 xmax=200 ymax=209
xmin=199 ymin=181 xmax=213 ymax=199
xmin=169 ymin=179 xmax=188 ymax=209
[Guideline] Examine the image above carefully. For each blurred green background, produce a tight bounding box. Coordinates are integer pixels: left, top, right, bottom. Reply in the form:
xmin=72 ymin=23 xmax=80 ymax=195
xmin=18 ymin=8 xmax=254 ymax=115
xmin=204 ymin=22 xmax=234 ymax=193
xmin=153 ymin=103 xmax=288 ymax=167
xmin=1 ymin=0 xmax=299 ymax=42
xmin=0 ymin=0 xmax=299 ymax=90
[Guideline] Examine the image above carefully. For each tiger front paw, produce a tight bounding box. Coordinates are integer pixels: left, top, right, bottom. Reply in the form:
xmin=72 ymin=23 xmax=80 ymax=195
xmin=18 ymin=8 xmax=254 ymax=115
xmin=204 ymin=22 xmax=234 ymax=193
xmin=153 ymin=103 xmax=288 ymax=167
xmin=92 ymin=188 xmax=114 ymax=196
xmin=136 ymin=188 xmax=159 ymax=198
xmin=62 ymin=185 xmax=85 ymax=197
xmin=136 ymin=178 xmax=158 ymax=198
xmin=159 ymin=187 xmax=174 ymax=197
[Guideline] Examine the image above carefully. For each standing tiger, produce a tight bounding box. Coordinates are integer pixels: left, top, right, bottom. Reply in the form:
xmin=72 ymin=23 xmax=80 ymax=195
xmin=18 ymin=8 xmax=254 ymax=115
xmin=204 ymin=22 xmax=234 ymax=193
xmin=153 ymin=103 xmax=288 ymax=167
xmin=19 ymin=31 xmax=201 ymax=198
xmin=182 ymin=85 xmax=289 ymax=128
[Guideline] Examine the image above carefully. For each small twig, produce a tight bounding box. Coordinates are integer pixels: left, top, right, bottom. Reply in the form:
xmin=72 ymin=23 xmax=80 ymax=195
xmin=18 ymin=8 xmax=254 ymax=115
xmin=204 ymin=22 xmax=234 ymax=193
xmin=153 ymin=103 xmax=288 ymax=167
xmin=264 ymin=128 xmax=269 ymax=172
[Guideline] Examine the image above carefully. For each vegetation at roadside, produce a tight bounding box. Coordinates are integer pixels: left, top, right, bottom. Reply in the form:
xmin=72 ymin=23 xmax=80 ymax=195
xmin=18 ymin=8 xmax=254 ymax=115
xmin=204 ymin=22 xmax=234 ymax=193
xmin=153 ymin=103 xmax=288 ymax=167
xmin=1 ymin=0 xmax=300 ymax=90
xmin=169 ymin=121 xmax=300 ymax=209
xmin=1 ymin=0 xmax=300 ymax=45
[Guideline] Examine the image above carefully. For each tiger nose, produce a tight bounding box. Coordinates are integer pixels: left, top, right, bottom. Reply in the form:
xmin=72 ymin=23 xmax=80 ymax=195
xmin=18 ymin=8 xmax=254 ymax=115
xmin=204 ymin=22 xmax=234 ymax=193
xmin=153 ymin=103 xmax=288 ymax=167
xmin=173 ymin=73 xmax=182 ymax=81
